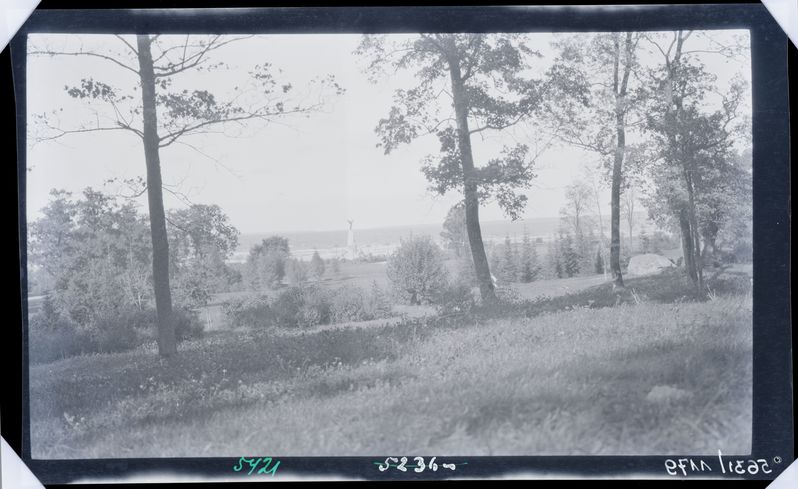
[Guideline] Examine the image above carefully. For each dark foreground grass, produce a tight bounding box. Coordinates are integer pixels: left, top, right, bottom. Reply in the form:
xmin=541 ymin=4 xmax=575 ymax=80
xmin=29 ymin=273 xmax=752 ymax=458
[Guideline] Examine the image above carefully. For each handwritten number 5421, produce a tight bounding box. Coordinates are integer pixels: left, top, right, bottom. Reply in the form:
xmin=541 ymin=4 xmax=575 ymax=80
xmin=233 ymin=456 xmax=281 ymax=476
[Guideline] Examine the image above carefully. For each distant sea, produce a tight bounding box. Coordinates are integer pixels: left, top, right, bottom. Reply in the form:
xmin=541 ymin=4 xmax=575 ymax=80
xmin=230 ymin=214 xmax=653 ymax=263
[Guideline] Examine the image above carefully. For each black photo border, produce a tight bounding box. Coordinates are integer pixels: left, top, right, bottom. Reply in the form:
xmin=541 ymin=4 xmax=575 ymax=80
xmin=5 ymin=2 xmax=793 ymax=484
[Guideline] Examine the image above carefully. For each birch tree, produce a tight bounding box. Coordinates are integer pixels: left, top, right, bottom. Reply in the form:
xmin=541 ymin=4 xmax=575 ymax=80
xmin=547 ymin=32 xmax=642 ymax=287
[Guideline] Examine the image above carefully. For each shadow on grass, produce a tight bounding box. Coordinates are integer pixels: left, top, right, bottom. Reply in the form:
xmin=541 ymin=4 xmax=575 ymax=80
xmin=29 ymin=321 xmax=435 ymax=422
xmin=460 ymin=269 xmax=752 ymax=325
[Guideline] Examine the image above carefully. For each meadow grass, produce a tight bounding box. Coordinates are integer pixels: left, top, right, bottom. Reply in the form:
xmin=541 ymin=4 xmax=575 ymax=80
xmin=29 ymin=275 xmax=752 ymax=458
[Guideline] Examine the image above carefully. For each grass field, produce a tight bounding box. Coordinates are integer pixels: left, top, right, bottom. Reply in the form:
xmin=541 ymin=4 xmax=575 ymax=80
xmin=29 ymin=271 xmax=752 ymax=458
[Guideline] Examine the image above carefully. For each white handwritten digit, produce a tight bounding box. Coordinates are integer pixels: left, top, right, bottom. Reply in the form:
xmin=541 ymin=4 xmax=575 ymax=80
xmin=378 ymin=457 xmax=397 ymax=472
xmin=442 ymin=463 xmax=456 ymax=470
xmin=414 ymin=457 xmax=425 ymax=473
xmin=397 ymin=457 xmax=408 ymax=472
xmin=664 ymin=459 xmax=678 ymax=476
xmin=758 ymin=459 xmax=772 ymax=474
xmin=429 ymin=457 xmax=438 ymax=472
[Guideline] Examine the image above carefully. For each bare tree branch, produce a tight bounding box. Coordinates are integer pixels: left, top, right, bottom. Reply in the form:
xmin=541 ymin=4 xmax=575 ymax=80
xmin=469 ymin=113 xmax=527 ymax=135
xmin=113 ymin=35 xmax=139 ymax=57
xmin=36 ymin=123 xmax=142 ymax=142
xmin=157 ymin=103 xmax=324 ymax=148
xmin=152 ymin=35 xmax=253 ymax=78
xmin=29 ymin=49 xmax=140 ymax=76
xmin=172 ymin=139 xmax=244 ymax=180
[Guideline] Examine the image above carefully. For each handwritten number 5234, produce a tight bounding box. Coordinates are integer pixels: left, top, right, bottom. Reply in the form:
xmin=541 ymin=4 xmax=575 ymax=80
xmin=379 ymin=456 xmax=450 ymax=472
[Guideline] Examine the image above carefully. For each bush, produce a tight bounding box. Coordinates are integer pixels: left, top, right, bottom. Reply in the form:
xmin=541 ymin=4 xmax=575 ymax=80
xmin=29 ymin=304 xmax=204 ymax=363
xmin=91 ymin=310 xmax=142 ymax=354
xmin=89 ymin=306 xmax=203 ymax=353
xmin=174 ymin=308 xmax=204 ymax=341
xmin=28 ymin=311 xmax=90 ymax=364
xmin=285 ymin=259 xmax=310 ymax=286
xmin=706 ymin=273 xmax=752 ymax=296
xmin=269 ymin=286 xmax=331 ymax=328
xmin=298 ymin=287 xmax=332 ymax=328
xmin=224 ymin=295 xmax=273 ymax=329
xmin=329 ymin=285 xmax=369 ymax=323
xmin=386 ymin=235 xmax=448 ymax=305
xmin=495 ymin=285 xmax=524 ymax=304
xmin=364 ymin=282 xmax=393 ymax=319
xmin=435 ymin=283 xmax=476 ymax=316
xmin=269 ymin=287 xmax=304 ymax=328
xmin=225 ymin=284 xmax=393 ymax=330
xmin=328 ymin=283 xmax=391 ymax=323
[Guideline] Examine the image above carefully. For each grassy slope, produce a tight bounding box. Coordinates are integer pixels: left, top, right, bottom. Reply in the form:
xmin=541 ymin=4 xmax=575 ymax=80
xmin=30 ymin=276 xmax=752 ymax=458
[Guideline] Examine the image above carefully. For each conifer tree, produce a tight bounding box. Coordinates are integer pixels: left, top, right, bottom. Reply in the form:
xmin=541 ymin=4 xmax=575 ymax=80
xmin=546 ymin=236 xmax=562 ymax=279
xmin=309 ymin=250 xmax=325 ymax=281
xmin=594 ymin=246 xmax=605 ymax=275
xmin=561 ymin=231 xmax=581 ymax=277
xmin=499 ymin=234 xmax=518 ymax=282
xmin=519 ymin=227 xmax=540 ymax=282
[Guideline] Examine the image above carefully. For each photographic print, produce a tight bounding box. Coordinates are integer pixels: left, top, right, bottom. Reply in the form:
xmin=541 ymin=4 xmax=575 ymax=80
xmin=11 ymin=4 xmax=792 ymax=483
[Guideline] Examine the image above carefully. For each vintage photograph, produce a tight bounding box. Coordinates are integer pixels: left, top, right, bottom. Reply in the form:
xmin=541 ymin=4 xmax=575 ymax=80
xmin=25 ymin=28 xmax=753 ymax=458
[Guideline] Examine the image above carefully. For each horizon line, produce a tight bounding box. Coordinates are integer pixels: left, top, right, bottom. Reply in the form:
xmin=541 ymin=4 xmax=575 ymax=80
xmin=236 ymin=211 xmax=650 ymax=236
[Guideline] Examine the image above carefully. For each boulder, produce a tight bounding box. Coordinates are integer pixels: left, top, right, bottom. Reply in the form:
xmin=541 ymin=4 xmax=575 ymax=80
xmin=627 ymin=253 xmax=674 ymax=276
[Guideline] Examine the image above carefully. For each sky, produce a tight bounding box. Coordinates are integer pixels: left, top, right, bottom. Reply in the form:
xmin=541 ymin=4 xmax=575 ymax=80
xmin=25 ymin=30 xmax=751 ymax=234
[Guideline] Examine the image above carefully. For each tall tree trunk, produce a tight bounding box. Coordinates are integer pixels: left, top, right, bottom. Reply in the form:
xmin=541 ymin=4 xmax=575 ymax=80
xmin=626 ymin=190 xmax=634 ymax=253
xmin=679 ymin=207 xmax=697 ymax=283
xmin=610 ymin=153 xmax=623 ymax=287
xmin=609 ymin=32 xmax=632 ymax=288
xmin=610 ymin=145 xmax=624 ymax=288
xmin=591 ymin=176 xmax=608 ymax=280
xmin=664 ymin=31 xmax=703 ymax=291
xmin=137 ymin=35 xmax=177 ymax=356
xmin=701 ymin=222 xmax=719 ymax=264
xmin=592 ymin=183 xmax=605 ymax=241
xmin=684 ymin=171 xmax=704 ymax=291
xmin=448 ymin=59 xmax=497 ymax=303
xmin=628 ymin=221 xmax=634 ymax=253
xmin=591 ymin=179 xmax=608 ymax=276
